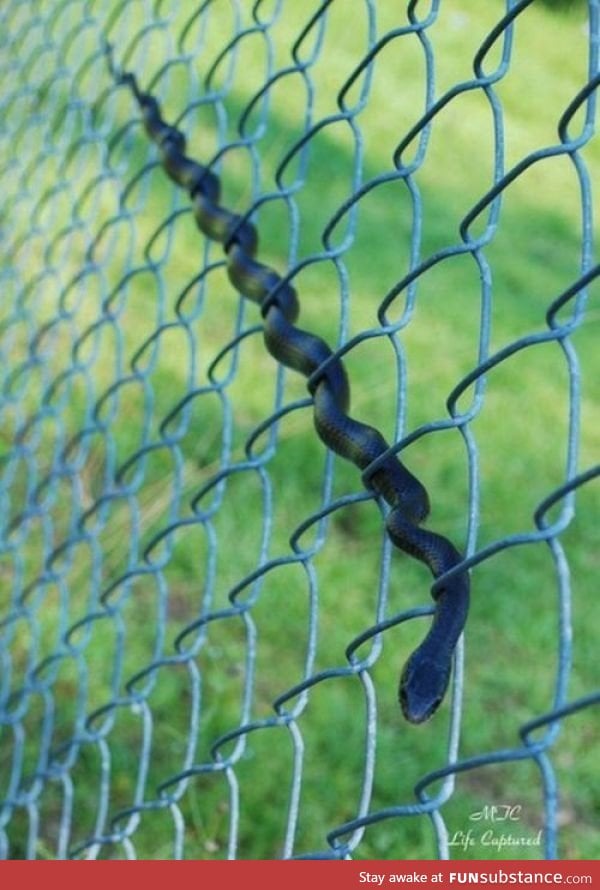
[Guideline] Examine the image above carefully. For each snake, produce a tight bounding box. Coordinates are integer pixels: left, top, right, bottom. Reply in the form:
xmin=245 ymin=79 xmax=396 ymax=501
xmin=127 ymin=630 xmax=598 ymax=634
xmin=108 ymin=49 xmax=470 ymax=723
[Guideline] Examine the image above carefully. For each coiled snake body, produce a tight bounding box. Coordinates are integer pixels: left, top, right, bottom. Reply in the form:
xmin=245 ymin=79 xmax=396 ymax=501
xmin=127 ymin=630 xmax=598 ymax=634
xmin=111 ymin=57 xmax=470 ymax=723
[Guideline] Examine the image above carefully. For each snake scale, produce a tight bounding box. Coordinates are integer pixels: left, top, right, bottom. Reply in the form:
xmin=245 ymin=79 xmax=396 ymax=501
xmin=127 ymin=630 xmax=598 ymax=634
xmin=110 ymin=53 xmax=470 ymax=724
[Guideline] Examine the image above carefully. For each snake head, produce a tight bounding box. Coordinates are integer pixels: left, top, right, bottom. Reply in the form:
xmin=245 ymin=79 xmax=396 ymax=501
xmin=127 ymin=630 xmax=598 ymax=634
xmin=398 ymin=651 xmax=452 ymax=724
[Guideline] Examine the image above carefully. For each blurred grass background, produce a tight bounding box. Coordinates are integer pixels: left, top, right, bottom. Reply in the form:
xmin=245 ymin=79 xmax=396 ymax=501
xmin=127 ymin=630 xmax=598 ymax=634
xmin=0 ymin=0 xmax=598 ymax=861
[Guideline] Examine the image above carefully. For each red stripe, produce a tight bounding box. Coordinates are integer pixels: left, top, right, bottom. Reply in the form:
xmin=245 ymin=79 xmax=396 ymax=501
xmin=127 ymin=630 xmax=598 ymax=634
xmin=1 ymin=858 xmax=599 ymax=890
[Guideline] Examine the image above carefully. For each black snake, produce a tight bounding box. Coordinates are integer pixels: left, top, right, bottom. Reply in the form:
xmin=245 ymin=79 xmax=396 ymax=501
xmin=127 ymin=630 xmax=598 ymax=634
xmin=108 ymin=51 xmax=470 ymax=723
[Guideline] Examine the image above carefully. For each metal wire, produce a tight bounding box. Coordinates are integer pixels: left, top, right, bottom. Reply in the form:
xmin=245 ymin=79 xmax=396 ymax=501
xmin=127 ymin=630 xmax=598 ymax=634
xmin=0 ymin=0 xmax=598 ymax=861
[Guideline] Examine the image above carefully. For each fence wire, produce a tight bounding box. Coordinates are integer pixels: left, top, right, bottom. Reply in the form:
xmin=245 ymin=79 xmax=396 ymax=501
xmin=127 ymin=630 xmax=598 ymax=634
xmin=0 ymin=0 xmax=599 ymax=861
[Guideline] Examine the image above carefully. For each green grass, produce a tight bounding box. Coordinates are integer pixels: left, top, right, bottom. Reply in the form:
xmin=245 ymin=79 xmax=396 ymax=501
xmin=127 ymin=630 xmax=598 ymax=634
xmin=1 ymin=0 xmax=599 ymax=862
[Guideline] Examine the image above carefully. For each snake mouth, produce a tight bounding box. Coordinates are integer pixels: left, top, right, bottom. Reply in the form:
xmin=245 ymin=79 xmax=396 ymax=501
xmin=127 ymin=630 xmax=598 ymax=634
xmin=399 ymin=687 xmax=444 ymax=724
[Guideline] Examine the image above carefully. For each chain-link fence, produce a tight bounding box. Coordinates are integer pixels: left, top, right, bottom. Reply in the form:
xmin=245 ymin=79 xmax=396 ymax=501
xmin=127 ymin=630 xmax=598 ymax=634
xmin=0 ymin=0 xmax=598 ymax=861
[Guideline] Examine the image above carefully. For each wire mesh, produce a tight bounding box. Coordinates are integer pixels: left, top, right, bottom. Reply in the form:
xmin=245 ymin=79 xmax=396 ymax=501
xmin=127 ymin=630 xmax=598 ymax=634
xmin=0 ymin=0 xmax=599 ymax=861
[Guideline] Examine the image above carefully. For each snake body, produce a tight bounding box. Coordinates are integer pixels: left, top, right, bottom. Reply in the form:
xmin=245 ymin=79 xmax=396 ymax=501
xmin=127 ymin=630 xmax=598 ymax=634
xmin=112 ymin=57 xmax=470 ymax=723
